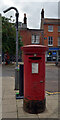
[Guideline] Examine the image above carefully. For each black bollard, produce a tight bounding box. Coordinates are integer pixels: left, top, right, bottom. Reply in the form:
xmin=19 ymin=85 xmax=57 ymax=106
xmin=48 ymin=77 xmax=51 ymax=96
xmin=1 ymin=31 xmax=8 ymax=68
xmin=19 ymin=64 xmax=24 ymax=96
xmin=16 ymin=63 xmax=24 ymax=99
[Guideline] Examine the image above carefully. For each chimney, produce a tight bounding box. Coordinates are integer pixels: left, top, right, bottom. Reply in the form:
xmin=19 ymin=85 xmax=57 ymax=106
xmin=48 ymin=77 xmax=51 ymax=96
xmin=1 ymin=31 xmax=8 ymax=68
xmin=40 ymin=8 xmax=44 ymax=29
xmin=41 ymin=8 xmax=44 ymax=19
xmin=24 ymin=13 xmax=27 ymax=24
xmin=40 ymin=9 xmax=44 ymax=45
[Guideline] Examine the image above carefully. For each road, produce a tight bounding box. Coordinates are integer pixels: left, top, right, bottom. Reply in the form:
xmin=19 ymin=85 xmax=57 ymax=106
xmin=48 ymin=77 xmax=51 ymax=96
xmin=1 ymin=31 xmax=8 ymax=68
xmin=2 ymin=64 xmax=59 ymax=92
xmin=45 ymin=64 xmax=58 ymax=92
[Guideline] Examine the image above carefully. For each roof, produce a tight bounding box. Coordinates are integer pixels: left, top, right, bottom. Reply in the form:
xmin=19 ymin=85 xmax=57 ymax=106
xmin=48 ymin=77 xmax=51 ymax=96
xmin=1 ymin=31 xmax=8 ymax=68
xmin=44 ymin=18 xmax=60 ymax=25
xmin=27 ymin=28 xmax=43 ymax=31
xmin=20 ymin=28 xmax=44 ymax=32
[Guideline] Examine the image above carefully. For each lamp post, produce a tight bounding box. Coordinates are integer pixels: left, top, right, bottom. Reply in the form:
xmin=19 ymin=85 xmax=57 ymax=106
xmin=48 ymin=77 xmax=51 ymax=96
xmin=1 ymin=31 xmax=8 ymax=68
xmin=3 ymin=7 xmax=19 ymax=90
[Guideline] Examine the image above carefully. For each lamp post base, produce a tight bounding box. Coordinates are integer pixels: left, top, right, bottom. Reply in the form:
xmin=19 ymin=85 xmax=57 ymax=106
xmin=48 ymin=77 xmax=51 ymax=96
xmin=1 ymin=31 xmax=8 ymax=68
xmin=15 ymin=67 xmax=19 ymax=90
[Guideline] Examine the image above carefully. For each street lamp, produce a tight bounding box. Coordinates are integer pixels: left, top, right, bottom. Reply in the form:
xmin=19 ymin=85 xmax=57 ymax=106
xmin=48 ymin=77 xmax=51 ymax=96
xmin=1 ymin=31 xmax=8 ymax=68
xmin=3 ymin=7 xmax=19 ymax=90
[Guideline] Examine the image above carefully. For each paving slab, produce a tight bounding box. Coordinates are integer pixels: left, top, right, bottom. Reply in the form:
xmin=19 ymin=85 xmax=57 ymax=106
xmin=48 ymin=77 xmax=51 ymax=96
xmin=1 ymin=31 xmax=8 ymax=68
xmin=0 ymin=103 xmax=2 ymax=116
xmin=0 ymin=112 xmax=2 ymax=120
xmin=16 ymin=99 xmax=23 ymax=108
xmin=2 ymin=99 xmax=16 ymax=105
xmin=37 ymin=95 xmax=58 ymax=118
xmin=58 ymin=112 xmax=60 ymax=118
xmin=3 ymin=94 xmax=16 ymax=100
xmin=37 ymin=108 xmax=52 ymax=118
xmin=2 ymin=104 xmax=17 ymax=113
xmin=2 ymin=91 xmax=15 ymax=96
xmin=0 ymin=97 xmax=2 ymax=104
xmin=2 ymin=112 xmax=17 ymax=118
xmin=18 ymin=107 xmax=38 ymax=118
xmin=46 ymin=94 xmax=58 ymax=100
xmin=2 ymin=75 xmax=17 ymax=119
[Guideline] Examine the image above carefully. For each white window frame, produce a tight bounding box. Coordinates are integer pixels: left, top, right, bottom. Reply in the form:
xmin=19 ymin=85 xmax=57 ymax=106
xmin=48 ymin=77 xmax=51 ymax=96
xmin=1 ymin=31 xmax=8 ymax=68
xmin=58 ymin=37 xmax=60 ymax=46
xmin=58 ymin=26 xmax=60 ymax=32
xmin=48 ymin=25 xmax=53 ymax=32
xmin=31 ymin=34 xmax=40 ymax=44
xmin=48 ymin=36 xmax=53 ymax=46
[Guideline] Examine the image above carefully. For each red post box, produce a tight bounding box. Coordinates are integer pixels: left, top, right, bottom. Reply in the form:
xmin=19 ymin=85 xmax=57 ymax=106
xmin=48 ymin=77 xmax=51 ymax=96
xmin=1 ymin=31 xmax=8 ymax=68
xmin=21 ymin=45 xmax=48 ymax=114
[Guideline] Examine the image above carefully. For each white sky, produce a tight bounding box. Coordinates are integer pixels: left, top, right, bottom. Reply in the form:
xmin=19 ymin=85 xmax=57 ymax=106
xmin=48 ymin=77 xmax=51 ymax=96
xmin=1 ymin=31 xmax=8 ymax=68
xmin=0 ymin=0 xmax=60 ymax=29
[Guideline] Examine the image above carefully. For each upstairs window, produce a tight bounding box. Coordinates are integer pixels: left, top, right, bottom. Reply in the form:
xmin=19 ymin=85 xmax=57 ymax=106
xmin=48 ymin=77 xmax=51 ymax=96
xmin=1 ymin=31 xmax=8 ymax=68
xmin=58 ymin=26 xmax=60 ymax=32
xmin=48 ymin=25 xmax=53 ymax=32
xmin=58 ymin=37 xmax=60 ymax=46
xmin=48 ymin=36 xmax=53 ymax=46
xmin=31 ymin=35 xmax=40 ymax=44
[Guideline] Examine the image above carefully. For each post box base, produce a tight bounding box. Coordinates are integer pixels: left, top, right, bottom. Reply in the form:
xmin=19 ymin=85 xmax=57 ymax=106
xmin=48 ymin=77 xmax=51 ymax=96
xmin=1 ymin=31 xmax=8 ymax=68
xmin=23 ymin=98 xmax=46 ymax=114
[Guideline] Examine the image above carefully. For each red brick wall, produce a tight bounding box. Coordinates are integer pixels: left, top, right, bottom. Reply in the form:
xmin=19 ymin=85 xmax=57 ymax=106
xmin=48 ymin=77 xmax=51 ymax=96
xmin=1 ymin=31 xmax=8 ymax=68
xmin=44 ymin=24 xmax=58 ymax=47
xmin=20 ymin=29 xmax=43 ymax=46
xmin=20 ymin=30 xmax=30 ymax=45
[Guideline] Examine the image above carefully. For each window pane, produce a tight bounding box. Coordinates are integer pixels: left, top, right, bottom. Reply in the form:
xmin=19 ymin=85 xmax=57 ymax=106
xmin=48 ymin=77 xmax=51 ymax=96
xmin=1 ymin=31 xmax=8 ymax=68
xmin=49 ymin=40 xmax=50 ymax=44
xmin=32 ymin=35 xmax=34 ymax=39
xmin=48 ymin=36 xmax=53 ymax=45
xmin=36 ymin=35 xmax=39 ymax=39
xmin=58 ymin=26 xmax=60 ymax=32
xmin=31 ymin=35 xmax=39 ymax=44
xmin=51 ymin=40 xmax=53 ymax=44
xmin=51 ymin=36 xmax=53 ymax=40
xmin=31 ymin=35 xmax=34 ymax=43
xmin=36 ymin=35 xmax=39 ymax=43
xmin=48 ymin=36 xmax=50 ymax=40
xmin=58 ymin=37 xmax=60 ymax=46
xmin=48 ymin=25 xmax=53 ymax=32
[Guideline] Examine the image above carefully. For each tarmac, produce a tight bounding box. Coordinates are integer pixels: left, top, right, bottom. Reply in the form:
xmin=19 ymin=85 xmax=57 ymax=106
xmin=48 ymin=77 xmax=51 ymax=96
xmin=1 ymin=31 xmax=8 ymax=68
xmin=0 ymin=63 xmax=60 ymax=119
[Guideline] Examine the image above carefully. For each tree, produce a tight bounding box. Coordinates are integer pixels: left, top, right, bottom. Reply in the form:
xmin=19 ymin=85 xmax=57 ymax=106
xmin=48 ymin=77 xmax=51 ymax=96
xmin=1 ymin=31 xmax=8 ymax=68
xmin=2 ymin=16 xmax=23 ymax=58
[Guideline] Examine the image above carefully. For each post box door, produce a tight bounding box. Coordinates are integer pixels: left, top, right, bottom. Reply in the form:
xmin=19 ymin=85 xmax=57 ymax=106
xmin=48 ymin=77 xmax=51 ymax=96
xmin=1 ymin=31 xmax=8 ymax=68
xmin=29 ymin=56 xmax=45 ymax=100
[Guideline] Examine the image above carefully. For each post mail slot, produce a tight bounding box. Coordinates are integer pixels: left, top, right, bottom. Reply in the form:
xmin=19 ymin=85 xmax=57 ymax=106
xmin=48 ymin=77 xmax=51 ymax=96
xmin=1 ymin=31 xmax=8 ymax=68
xmin=29 ymin=57 xmax=41 ymax=60
xmin=21 ymin=45 xmax=48 ymax=114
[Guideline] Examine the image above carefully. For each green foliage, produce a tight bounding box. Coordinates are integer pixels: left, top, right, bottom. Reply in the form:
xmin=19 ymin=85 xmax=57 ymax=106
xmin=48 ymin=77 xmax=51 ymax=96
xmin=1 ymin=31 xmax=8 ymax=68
xmin=2 ymin=16 xmax=23 ymax=56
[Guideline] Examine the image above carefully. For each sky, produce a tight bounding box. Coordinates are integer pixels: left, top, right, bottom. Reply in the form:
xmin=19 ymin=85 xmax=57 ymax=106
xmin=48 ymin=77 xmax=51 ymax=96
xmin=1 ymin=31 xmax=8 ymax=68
xmin=0 ymin=0 xmax=60 ymax=29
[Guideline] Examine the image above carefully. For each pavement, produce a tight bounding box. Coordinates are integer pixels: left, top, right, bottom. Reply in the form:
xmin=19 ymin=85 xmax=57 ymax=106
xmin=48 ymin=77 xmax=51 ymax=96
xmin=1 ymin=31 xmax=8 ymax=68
xmin=1 ymin=63 xmax=60 ymax=119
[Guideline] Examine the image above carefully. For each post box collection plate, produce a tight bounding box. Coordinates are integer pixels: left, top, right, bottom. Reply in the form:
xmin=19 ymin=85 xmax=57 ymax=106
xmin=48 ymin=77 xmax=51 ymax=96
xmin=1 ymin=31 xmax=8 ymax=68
xmin=32 ymin=63 xmax=38 ymax=73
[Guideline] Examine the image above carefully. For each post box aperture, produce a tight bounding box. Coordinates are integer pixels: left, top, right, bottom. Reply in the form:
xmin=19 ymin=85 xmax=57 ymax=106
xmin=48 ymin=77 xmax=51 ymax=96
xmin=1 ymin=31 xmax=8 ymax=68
xmin=21 ymin=45 xmax=48 ymax=114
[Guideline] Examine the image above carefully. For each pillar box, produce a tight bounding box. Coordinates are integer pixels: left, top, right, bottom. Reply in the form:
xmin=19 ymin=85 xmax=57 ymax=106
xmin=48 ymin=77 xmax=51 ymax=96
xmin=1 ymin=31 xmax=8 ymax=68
xmin=21 ymin=45 xmax=48 ymax=114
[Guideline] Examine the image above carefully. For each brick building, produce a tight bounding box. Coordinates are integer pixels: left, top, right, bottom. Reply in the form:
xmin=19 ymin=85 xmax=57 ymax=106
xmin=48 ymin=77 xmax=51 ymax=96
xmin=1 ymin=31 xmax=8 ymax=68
xmin=40 ymin=9 xmax=60 ymax=62
xmin=19 ymin=9 xmax=60 ymax=62
xmin=19 ymin=14 xmax=44 ymax=46
xmin=19 ymin=13 xmax=44 ymax=61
